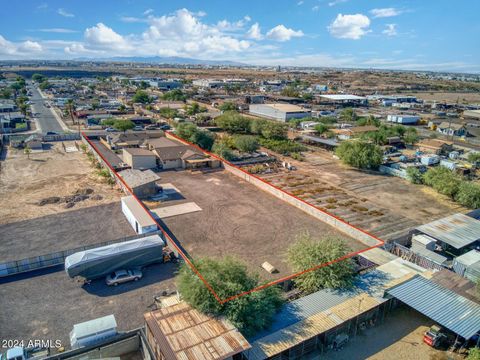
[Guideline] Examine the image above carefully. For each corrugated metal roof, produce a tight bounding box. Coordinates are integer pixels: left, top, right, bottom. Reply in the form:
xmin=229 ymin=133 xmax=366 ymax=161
xmin=144 ymin=302 xmax=251 ymax=360
xmin=386 ymin=275 xmax=480 ymax=339
xmin=415 ymin=213 xmax=480 ymax=249
xmin=247 ymin=269 xmax=416 ymax=360
xmin=455 ymin=250 xmax=480 ymax=267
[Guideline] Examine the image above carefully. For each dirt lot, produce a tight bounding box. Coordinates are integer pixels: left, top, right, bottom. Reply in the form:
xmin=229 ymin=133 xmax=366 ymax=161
xmin=0 ymin=262 xmax=177 ymax=350
xmin=323 ymin=306 xmax=464 ymax=360
xmin=0 ymin=203 xmax=135 ymax=262
xmin=0 ymin=142 xmax=122 ymax=225
xmin=154 ymin=169 xmax=366 ymax=283
xmin=408 ymin=91 xmax=480 ymax=103
xmin=258 ymin=149 xmax=464 ymax=242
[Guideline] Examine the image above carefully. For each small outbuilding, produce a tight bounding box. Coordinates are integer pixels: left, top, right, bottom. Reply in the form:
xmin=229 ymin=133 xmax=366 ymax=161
xmin=122 ymin=148 xmax=157 ymax=169
xmin=121 ymin=195 xmax=158 ymax=234
xmin=118 ymin=169 xmax=160 ymax=198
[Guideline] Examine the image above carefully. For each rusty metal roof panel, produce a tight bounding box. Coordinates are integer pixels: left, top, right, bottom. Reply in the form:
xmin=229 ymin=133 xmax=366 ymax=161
xmin=145 ymin=302 xmax=251 ymax=360
xmin=416 ymin=213 xmax=480 ymax=249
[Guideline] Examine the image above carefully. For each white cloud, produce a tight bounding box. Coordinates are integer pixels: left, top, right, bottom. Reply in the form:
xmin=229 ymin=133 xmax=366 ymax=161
xmin=297 ymin=1 xmax=304 ymax=5
xmin=57 ymin=8 xmax=74 ymax=18
xmin=246 ymin=23 xmax=263 ymax=40
xmin=370 ymin=8 xmax=401 ymax=18
xmin=0 ymin=35 xmax=43 ymax=57
xmin=329 ymin=0 xmax=348 ymax=6
xmin=383 ymin=24 xmax=397 ymax=37
xmin=312 ymin=5 xmax=320 ymax=11
xmin=143 ymin=9 xmax=154 ymax=16
xmin=328 ymin=13 xmax=370 ymax=39
xmin=266 ymin=25 xmax=304 ymax=42
xmin=83 ymin=23 xmax=131 ymax=51
xmin=120 ymin=16 xmax=148 ymax=23
xmin=65 ymin=9 xmax=251 ymax=58
xmin=38 ymin=28 xmax=78 ymax=33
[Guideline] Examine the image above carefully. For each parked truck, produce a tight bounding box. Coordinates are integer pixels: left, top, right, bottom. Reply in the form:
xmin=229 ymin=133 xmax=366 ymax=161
xmin=64 ymin=235 xmax=164 ymax=281
xmin=1 ymin=346 xmax=49 ymax=360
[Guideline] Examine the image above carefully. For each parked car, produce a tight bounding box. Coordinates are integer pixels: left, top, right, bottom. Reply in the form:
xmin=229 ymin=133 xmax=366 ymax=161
xmin=145 ymin=124 xmax=158 ymax=130
xmin=105 ymin=269 xmax=142 ymax=286
xmin=159 ymin=124 xmax=171 ymax=130
xmin=105 ymin=127 xmax=116 ymax=132
xmin=46 ymin=131 xmax=58 ymax=135
xmin=133 ymin=125 xmax=144 ymax=131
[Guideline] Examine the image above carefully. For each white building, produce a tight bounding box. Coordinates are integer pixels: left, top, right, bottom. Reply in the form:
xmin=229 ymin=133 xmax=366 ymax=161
xmin=121 ymin=196 xmax=158 ymax=234
xmin=387 ymin=114 xmax=420 ymax=124
xmin=249 ymin=103 xmax=311 ymax=122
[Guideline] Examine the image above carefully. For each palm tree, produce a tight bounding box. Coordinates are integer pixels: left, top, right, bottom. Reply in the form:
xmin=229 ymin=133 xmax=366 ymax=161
xmin=66 ymin=99 xmax=76 ymax=124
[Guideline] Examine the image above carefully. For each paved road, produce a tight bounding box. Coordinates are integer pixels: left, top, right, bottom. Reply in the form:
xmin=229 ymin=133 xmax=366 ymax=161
xmin=28 ymin=82 xmax=65 ymax=134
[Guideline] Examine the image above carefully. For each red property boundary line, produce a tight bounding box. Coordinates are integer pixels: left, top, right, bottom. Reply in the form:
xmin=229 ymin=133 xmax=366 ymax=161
xmin=82 ymin=132 xmax=384 ymax=305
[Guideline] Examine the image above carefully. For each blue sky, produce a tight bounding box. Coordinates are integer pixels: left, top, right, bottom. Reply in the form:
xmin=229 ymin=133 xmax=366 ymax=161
xmin=1 ymin=0 xmax=479 ymax=72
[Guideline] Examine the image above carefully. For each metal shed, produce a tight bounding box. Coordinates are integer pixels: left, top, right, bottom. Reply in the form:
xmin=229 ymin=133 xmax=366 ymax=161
xmin=386 ymin=275 xmax=480 ymax=340
xmin=415 ymin=213 xmax=480 ymax=250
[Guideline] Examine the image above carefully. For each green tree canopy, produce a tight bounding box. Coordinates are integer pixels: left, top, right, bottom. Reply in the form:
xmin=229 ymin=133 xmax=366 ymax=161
xmin=281 ymin=86 xmax=300 ymax=98
xmin=185 ymin=102 xmax=207 ymax=116
xmin=219 ymin=101 xmax=237 ymax=112
xmin=212 ymin=141 xmax=236 ymax=161
xmin=455 ymin=182 xmax=480 ymax=209
xmin=335 ymin=140 xmax=383 ymax=169
xmin=423 ymin=166 xmax=462 ymax=198
xmin=32 ymin=73 xmax=46 ymax=82
xmin=339 ymin=108 xmax=357 ymax=123
xmin=314 ymin=123 xmax=330 ymax=135
xmin=233 ymin=135 xmax=259 ymax=153
xmin=176 ymin=123 xmax=215 ymax=150
xmin=215 ymin=111 xmax=251 ymax=134
xmin=259 ymin=121 xmax=288 ymax=140
xmin=177 ymin=257 xmax=284 ymax=337
xmin=162 ymin=89 xmax=187 ymax=102
xmin=468 ymin=152 xmax=480 ymax=164
xmin=158 ymin=107 xmax=179 ymax=119
xmin=287 ymin=233 xmax=356 ymax=294
xmin=132 ymin=90 xmax=152 ymax=104
xmin=113 ymin=120 xmax=135 ymax=132
xmin=406 ymin=167 xmax=424 ymax=184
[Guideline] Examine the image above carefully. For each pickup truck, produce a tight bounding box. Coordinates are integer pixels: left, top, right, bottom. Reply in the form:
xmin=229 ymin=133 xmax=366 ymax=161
xmin=1 ymin=346 xmax=49 ymax=360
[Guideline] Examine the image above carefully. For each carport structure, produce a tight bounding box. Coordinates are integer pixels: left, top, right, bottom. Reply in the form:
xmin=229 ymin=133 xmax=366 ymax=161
xmin=386 ymin=275 xmax=480 ymax=341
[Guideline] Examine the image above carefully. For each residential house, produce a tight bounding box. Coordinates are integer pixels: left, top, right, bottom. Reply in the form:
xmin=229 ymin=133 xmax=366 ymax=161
xmin=101 ymin=132 xmax=162 ymax=150
xmin=437 ymin=122 xmax=468 ymax=137
xmin=416 ymin=139 xmax=453 ymax=155
xmin=146 ymin=137 xmax=215 ymax=170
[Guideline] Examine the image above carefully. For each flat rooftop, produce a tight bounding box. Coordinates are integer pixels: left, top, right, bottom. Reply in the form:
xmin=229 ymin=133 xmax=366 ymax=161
xmin=319 ymin=94 xmax=366 ymax=101
xmin=252 ymin=103 xmax=308 ymax=113
xmin=154 ymin=170 xmax=365 ymax=282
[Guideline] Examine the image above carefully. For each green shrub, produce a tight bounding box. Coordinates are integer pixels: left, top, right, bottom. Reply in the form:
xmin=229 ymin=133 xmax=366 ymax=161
xmin=335 ymin=140 xmax=383 ymax=169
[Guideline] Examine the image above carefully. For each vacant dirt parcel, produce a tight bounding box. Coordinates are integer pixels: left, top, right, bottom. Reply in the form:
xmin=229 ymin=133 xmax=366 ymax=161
xmin=259 ymin=148 xmax=463 ymax=242
xmin=0 ymin=143 xmax=122 ymax=225
xmin=153 ymin=170 xmax=367 ymax=282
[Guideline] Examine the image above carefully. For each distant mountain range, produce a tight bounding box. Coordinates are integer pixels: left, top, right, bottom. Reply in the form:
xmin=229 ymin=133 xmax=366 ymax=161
xmin=74 ymin=56 xmax=247 ymax=66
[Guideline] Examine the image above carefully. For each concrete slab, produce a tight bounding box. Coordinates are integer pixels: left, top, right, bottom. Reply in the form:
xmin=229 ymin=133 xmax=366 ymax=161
xmin=151 ymin=202 xmax=202 ymax=219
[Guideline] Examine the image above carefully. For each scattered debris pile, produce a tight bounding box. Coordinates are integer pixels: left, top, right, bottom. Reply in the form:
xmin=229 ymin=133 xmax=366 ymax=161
xmin=37 ymin=188 xmax=102 ymax=208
